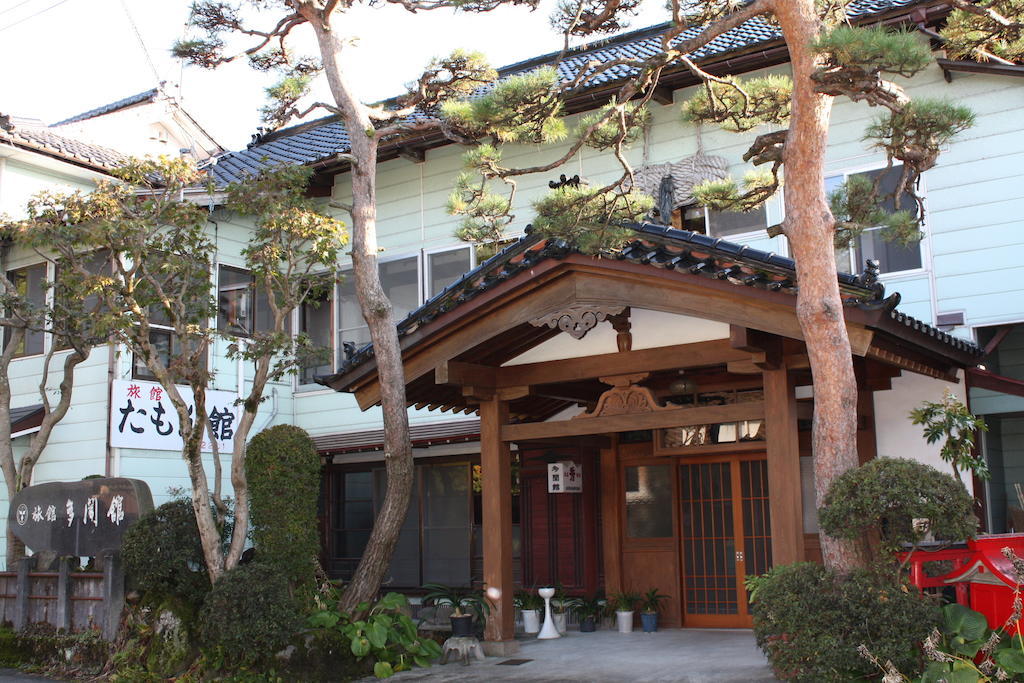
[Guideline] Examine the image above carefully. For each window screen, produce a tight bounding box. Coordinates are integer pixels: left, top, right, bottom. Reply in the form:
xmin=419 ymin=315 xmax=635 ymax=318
xmin=428 ymin=248 xmax=472 ymax=299
xmin=299 ymin=287 xmax=333 ymax=384
xmin=708 ymin=205 xmax=767 ymax=238
xmin=336 ymin=256 xmax=419 ymax=367
xmin=421 ymin=463 xmax=472 ymax=585
xmin=374 ymin=469 xmax=421 ymax=587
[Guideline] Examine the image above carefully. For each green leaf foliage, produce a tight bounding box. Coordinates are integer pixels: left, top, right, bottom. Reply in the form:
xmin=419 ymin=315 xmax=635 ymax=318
xmin=307 ymin=592 xmax=442 ymax=679
xmin=829 ymin=173 xmax=922 ymax=248
xmin=531 ymin=186 xmax=653 ymax=254
xmin=122 ymin=498 xmax=226 ymax=608
xmin=576 ymin=101 xmax=650 ymax=150
xmin=693 ymin=169 xmax=778 ymax=213
xmin=812 ymin=26 xmax=932 ymax=77
xmin=941 ymin=0 xmax=1024 ymax=62
xmin=682 ymin=75 xmax=792 ymax=132
xmin=197 ymin=563 xmax=303 ymax=670
xmin=247 ymin=424 xmax=321 ymax=603
xmin=909 ymin=389 xmax=989 ymax=481
xmin=440 ymin=67 xmax=567 ymax=144
xmin=751 ymin=562 xmax=941 ymax=682
xmin=818 ymin=457 xmax=977 ymax=558
xmin=865 ymin=98 xmax=975 ymax=172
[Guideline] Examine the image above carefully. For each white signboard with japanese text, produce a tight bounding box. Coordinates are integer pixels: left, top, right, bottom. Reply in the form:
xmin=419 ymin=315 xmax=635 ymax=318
xmin=547 ymin=461 xmax=583 ymax=493
xmin=110 ymin=379 xmax=239 ymax=453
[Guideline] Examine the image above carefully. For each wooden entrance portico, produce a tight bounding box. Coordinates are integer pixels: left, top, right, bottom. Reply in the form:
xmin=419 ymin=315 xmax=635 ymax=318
xmin=322 ymin=226 xmax=981 ymax=649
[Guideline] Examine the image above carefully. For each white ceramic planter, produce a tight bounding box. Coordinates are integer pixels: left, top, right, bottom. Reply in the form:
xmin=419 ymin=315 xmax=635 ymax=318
xmin=522 ymin=609 xmax=541 ymax=634
xmin=616 ymin=610 xmax=634 ymax=633
xmin=553 ymin=611 xmax=567 ymax=634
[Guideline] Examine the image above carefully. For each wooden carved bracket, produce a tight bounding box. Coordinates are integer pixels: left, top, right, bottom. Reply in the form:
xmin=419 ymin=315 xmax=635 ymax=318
xmin=574 ymin=372 xmax=671 ymax=419
xmin=530 ymin=304 xmax=626 ymax=340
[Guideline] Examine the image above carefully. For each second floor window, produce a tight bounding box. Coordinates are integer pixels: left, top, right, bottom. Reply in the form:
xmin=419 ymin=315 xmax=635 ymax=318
xmin=826 ymin=166 xmax=923 ymax=275
xmin=217 ymin=265 xmax=278 ymax=337
xmin=4 ymin=263 xmax=47 ymax=357
xmin=673 ymin=205 xmax=768 ymax=239
xmin=336 ymin=256 xmax=420 ymax=366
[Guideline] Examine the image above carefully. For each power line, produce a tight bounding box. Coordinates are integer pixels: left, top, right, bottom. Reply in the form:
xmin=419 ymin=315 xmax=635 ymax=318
xmin=118 ymin=0 xmax=162 ymax=85
xmin=0 ymin=0 xmax=74 ymax=32
xmin=0 ymin=0 xmax=40 ymax=17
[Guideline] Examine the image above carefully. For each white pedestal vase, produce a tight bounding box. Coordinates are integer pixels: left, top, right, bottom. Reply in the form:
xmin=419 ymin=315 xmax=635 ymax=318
xmin=537 ymin=587 xmax=561 ymax=639
xmin=616 ymin=610 xmax=634 ymax=633
xmin=522 ymin=609 xmax=541 ymax=634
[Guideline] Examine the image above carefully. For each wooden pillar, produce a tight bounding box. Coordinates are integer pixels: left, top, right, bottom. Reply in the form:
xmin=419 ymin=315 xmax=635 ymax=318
xmin=763 ymin=367 xmax=804 ymax=566
xmin=480 ymin=398 xmax=517 ymax=653
xmin=599 ymin=441 xmax=622 ymax=595
xmin=56 ymin=557 xmax=72 ymax=631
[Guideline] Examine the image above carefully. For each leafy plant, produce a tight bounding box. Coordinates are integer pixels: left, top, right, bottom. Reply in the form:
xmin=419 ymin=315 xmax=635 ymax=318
xmin=551 ymin=585 xmax=581 ymax=614
xmin=910 ymin=389 xmax=989 ymax=482
xmin=751 ymin=562 xmax=940 ymax=681
xmin=608 ymin=591 xmax=640 ymax=612
xmin=818 ymin=457 xmax=977 ymax=558
xmin=247 ymin=424 xmax=321 ymax=604
xmin=640 ymin=588 xmax=669 ymax=614
xmin=197 ymin=563 xmax=302 ymax=670
xmin=514 ymin=589 xmax=544 ymax=611
xmin=572 ymin=594 xmax=607 ymax=620
xmin=421 ymin=583 xmax=490 ymax=622
xmin=307 ymin=592 xmax=442 ymax=679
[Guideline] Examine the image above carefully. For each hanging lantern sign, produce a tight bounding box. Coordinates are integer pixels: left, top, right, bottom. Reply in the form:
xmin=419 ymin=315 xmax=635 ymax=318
xmin=547 ymin=461 xmax=583 ymax=494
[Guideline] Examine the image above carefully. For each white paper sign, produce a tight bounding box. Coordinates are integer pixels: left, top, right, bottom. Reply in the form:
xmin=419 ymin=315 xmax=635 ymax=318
xmin=110 ymin=379 xmax=239 ymax=453
xmin=547 ymin=461 xmax=583 ymax=493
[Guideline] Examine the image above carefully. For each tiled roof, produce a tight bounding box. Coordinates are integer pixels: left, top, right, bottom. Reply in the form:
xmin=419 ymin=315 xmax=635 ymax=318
xmin=51 ymin=88 xmax=160 ymax=127
xmin=208 ymin=0 xmax=923 ymax=185
xmin=320 ymin=222 xmax=982 ymax=386
xmin=0 ymin=120 xmax=126 ymax=172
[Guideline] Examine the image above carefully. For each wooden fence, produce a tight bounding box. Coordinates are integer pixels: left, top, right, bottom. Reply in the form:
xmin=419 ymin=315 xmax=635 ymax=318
xmin=0 ymin=553 xmax=124 ymax=639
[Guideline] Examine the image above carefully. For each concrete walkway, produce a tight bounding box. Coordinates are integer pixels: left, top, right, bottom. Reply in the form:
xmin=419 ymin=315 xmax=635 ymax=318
xmin=389 ymin=628 xmax=775 ymax=682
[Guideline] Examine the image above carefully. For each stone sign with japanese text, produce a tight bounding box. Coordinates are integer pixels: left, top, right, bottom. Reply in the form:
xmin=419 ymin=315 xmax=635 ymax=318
xmin=109 ymin=379 xmax=239 ymax=453
xmin=9 ymin=478 xmax=154 ymax=556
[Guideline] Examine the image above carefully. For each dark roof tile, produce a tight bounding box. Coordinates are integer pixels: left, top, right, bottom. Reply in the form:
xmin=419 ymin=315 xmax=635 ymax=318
xmin=51 ymin=88 xmax=160 ymax=127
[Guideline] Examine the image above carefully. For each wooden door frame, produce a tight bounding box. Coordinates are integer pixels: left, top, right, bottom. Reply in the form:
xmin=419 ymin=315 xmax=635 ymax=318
xmin=676 ymin=451 xmax=767 ymax=628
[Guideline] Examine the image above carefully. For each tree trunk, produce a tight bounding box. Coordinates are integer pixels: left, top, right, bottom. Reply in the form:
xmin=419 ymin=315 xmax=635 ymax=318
xmin=775 ymin=0 xmax=868 ymax=572
xmin=309 ymin=15 xmax=415 ymax=612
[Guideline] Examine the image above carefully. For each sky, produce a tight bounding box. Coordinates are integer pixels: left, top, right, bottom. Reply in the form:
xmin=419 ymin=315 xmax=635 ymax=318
xmin=0 ymin=0 xmax=670 ymax=152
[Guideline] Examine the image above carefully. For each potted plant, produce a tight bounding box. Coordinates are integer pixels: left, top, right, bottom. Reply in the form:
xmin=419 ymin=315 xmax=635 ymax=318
xmin=640 ymin=588 xmax=668 ymax=633
xmin=551 ymin=586 xmax=580 ymax=634
xmin=573 ymin=594 xmax=605 ymax=633
xmin=515 ymin=589 xmax=543 ymax=634
xmin=609 ymin=591 xmax=640 ymax=633
xmin=422 ymin=583 xmax=489 ymax=638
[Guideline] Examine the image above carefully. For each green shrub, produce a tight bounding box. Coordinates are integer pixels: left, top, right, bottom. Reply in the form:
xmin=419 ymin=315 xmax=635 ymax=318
xmin=818 ymin=457 xmax=976 ymax=557
xmin=751 ymin=562 xmax=940 ymax=681
xmin=14 ymin=623 xmax=109 ymax=675
xmin=0 ymin=627 xmax=28 ymax=667
xmin=197 ymin=563 xmax=303 ymax=669
xmin=247 ymin=424 xmax=321 ymax=600
xmin=122 ymin=498 xmax=213 ymax=607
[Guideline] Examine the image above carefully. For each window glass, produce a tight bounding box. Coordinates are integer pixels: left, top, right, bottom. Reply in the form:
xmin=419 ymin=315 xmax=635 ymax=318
xmin=674 ymin=205 xmax=707 ymax=234
xmin=217 ymin=266 xmax=252 ymax=336
xmin=708 ymin=205 xmax=767 ymax=238
xmin=217 ymin=265 xmax=279 ymax=337
xmin=299 ymin=286 xmax=333 ymax=385
xmin=332 ymin=471 xmax=374 ymax=580
xmin=428 ymin=248 xmax=472 ymax=299
xmin=374 ymin=469 xmax=421 ymax=587
xmin=827 ymin=166 xmax=922 ymax=274
xmin=336 ymin=256 xmax=419 ymax=367
xmin=4 ymin=264 xmax=46 ymax=357
xmin=625 ymin=464 xmax=673 ymax=537
xmin=422 ymin=463 xmax=471 ymax=585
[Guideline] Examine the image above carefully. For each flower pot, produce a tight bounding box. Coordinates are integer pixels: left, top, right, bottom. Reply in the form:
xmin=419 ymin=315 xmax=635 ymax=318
xmin=522 ymin=609 xmax=541 ymax=634
xmin=616 ymin=610 xmax=634 ymax=633
xmin=553 ymin=611 xmax=567 ymax=634
xmin=641 ymin=612 xmax=658 ymax=633
xmin=450 ymin=614 xmax=475 ymax=638
xmin=580 ymin=616 xmax=596 ymax=632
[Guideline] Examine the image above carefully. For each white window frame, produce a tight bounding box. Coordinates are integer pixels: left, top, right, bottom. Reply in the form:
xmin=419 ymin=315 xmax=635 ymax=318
xmin=423 ymin=244 xmax=476 ymax=301
xmin=824 ymin=163 xmax=930 ymax=279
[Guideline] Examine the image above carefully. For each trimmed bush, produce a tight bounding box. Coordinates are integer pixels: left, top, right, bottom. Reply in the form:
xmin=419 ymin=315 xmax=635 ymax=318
xmin=247 ymin=424 xmax=320 ymax=598
xmin=751 ymin=562 xmax=940 ymax=681
xmin=197 ymin=563 xmax=303 ymax=669
xmin=819 ymin=457 xmax=976 ymax=557
xmin=122 ymin=498 xmax=211 ymax=607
